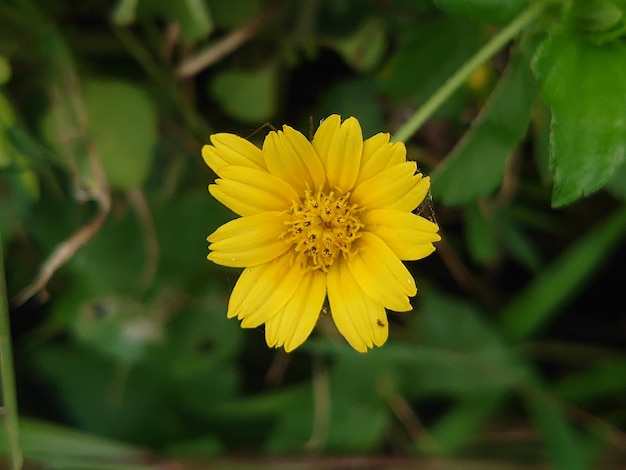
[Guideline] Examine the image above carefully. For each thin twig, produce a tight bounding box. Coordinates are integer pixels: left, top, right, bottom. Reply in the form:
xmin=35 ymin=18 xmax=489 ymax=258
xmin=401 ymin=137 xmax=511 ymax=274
xmin=176 ymin=8 xmax=279 ymax=78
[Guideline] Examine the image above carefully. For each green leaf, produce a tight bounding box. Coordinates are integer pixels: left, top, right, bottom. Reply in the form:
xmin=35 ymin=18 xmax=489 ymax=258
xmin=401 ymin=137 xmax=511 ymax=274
xmin=431 ymin=50 xmax=536 ymax=205
xmin=210 ymin=67 xmax=277 ymax=123
xmin=84 ymin=79 xmax=157 ymax=190
xmin=532 ymin=23 xmax=626 ymax=206
xmin=434 ymin=0 xmax=529 ymax=24
xmin=500 ymin=207 xmax=626 ymax=341
xmin=331 ymin=17 xmax=387 ymax=72
xmin=606 ymin=160 xmax=626 ymax=200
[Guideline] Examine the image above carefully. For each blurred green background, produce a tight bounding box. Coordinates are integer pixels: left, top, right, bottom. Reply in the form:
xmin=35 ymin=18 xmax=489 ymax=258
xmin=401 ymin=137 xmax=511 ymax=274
xmin=1 ymin=0 xmax=626 ymax=469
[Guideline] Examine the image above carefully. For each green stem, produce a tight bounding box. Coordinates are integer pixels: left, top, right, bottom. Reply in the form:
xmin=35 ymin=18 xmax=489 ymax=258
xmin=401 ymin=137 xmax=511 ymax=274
xmin=393 ymin=1 xmax=545 ymax=143
xmin=0 ymin=235 xmax=22 ymax=469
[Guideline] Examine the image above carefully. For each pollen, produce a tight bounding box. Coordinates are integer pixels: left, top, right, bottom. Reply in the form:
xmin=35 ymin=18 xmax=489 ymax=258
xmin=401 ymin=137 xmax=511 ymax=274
xmin=283 ymin=189 xmax=363 ymax=272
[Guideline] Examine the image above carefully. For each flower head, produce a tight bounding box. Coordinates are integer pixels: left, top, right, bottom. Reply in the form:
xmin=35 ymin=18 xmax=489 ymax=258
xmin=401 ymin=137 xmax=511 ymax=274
xmin=202 ymin=115 xmax=440 ymax=352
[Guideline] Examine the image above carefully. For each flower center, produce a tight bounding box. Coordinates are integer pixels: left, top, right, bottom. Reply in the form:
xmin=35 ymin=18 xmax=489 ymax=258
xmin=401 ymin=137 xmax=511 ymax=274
xmin=283 ymin=189 xmax=363 ymax=272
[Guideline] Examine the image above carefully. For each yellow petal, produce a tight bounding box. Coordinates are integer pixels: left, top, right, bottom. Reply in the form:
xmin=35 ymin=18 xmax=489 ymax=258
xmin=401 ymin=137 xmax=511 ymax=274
xmin=227 ymin=254 xmax=304 ymax=328
xmin=313 ymin=115 xmax=363 ymax=192
xmin=362 ymin=132 xmax=390 ymax=160
xmin=361 ymin=209 xmax=441 ymax=260
xmin=347 ymin=232 xmax=416 ymax=311
xmin=327 ymin=258 xmax=389 ymax=352
xmin=356 ymin=135 xmax=407 ymax=185
xmin=388 ymin=176 xmax=431 ymax=212
xmin=263 ymin=126 xmax=325 ymax=193
xmin=219 ymin=165 xmax=299 ymax=203
xmin=207 ymin=212 xmax=291 ymax=267
xmin=351 ymin=162 xmax=419 ymax=209
xmin=265 ymin=269 xmax=326 ymax=352
xmin=202 ymin=133 xmax=266 ymax=175
xmin=208 ymin=165 xmax=298 ymax=216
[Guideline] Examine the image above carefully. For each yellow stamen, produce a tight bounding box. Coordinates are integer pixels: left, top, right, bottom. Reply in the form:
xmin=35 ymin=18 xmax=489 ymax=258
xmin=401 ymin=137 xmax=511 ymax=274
xmin=283 ymin=189 xmax=363 ymax=271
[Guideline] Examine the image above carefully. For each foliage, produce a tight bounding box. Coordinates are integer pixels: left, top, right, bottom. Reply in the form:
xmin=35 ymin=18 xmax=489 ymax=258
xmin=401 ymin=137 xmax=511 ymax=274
xmin=1 ymin=0 xmax=626 ymax=468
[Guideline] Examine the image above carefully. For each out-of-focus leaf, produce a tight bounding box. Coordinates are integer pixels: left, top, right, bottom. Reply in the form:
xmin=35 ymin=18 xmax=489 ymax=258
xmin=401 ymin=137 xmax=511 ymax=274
xmin=316 ymin=77 xmax=384 ymax=138
xmin=465 ymin=201 xmax=498 ymax=264
xmin=138 ymin=0 xmax=213 ymax=42
xmin=210 ymin=66 xmax=277 ymax=124
xmin=84 ymin=79 xmax=157 ymax=190
xmin=325 ymin=355 xmax=391 ymax=451
xmin=0 ymin=55 xmax=11 ymax=85
xmin=498 ymin=210 xmax=543 ymax=271
xmin=32 ymin=344 xmax=186 ymax=445
xmin=434 ymin=0 xmax=529 ymax=24
xmin=111 ymin=0 xmax=139 ymax=25
xmin=165 ymin=434 xmax=222 ymax=456
xmin=406 ymin=293 xmax=527 ymax=396
xmin=500 ymin=207 xmax=626 ymax=341
xmin=330 ymin=17 xmax=387 ymax=72
xmin=158 ymin=290 xmax=242 ymax=370
xmin=532 ymin=23 xmax=626 ymax=207
xmin=0 ymin=93 xmax=17 ymax=168
xmin=0 ymin=94 xmax=40 ymax=237
xmin=379 ymin=16 xmax=482 ymax=101
xmin=576 ymin=0 xmax=626 ymax=45
xmin=0 ymin=92 xmax=14 ymax=128
xmin=67 ymin=210 xmax=145 ymax=294
xmin=419 ymin=393 xmax=504 ymax=454
xmin=525 ymin=376 xmax=589 ymax=470
xmin=209 ymin=0 xmax=261 ymax=28
xmin=551 ymin=359 xmax=626 ymax=403
xmin=532 ymin=101 xmax=552 ymax=184
xmin=72 ymin=295 xmax=164 ymax=363
xmin=0 ymin=418 xmax=146 ymax=464
xmin=152 ymin=191 xmax=234 ymax=283
xmin=266 ymin=354 xmax=390 ymax=452
xmin=431 ymin=50 xmax=537 ymax=205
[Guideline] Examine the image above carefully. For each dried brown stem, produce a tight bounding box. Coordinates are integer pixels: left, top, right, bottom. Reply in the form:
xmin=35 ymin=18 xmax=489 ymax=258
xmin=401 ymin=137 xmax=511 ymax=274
xmin=128 ymin=188 xmax=159 ymax=295
xmin=13 ymin=60 xmax=111 ymax=306
xmin=305 ymin=356 xmax=330 ymax=452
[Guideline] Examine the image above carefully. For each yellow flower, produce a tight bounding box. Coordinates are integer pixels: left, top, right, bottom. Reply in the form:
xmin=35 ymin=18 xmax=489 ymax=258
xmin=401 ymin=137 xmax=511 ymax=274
xmin=202 ymin=115 xmax=440 ymax=353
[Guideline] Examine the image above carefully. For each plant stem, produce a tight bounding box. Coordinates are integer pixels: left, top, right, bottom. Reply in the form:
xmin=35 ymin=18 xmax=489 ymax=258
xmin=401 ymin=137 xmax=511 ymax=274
xmin=0 ymin=235 xmax=22 ymax=469
xmin=393 ymin=1 xmax=545 ymax=143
